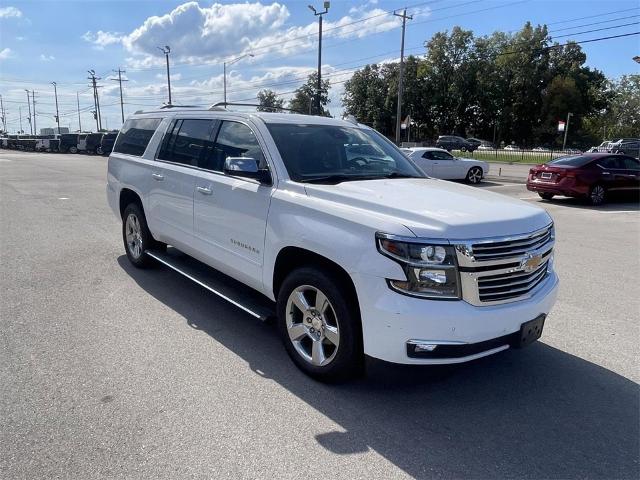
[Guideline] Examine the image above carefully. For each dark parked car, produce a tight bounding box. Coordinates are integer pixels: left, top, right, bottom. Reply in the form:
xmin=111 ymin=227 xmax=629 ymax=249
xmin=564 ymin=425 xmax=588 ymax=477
xmin=99 ymin=131 xmax=118 ymax=155
xmin=610 ymin=138 xmax=640 ymax=158
xmin=436 ymin=135 xmax=478 ymax=152
xmin=59 ymin=134 xmax=80 ymax=153
xmin=527 ymin=153 xmax=640 ymax=205
xmin=85 ymin=133 xmax=104 ymax=154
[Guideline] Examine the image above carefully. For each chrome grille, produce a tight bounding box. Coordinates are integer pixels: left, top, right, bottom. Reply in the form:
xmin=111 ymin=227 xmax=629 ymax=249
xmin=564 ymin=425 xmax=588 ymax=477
xmin=455 ymin=223 xmax=555 ymax=306
xmin=478 ymin=259 xmax=549 ymax=302
xmin=471 ymin=225 xmax=553 ymax=261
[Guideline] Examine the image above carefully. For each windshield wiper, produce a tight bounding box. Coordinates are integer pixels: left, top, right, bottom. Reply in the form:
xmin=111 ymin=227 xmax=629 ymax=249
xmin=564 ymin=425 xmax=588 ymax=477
xmin=300 ymin=174 xmax=381 ymax=184
xmin=300 ymin=172 xmax=422 ymax=184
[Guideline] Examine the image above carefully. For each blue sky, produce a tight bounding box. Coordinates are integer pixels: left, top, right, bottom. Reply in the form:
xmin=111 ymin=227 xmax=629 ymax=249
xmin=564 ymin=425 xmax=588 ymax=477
xmin=1 ymin=0 xmax=638 ymax=132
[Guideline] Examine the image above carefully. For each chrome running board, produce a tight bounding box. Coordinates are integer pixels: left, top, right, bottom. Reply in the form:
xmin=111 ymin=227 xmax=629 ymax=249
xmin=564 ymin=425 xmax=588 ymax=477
xmin=146 ymin=248 xmax=275 ymax=322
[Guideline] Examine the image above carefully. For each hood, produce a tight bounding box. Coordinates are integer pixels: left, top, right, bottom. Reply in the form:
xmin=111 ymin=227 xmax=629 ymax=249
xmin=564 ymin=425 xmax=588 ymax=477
xmin=304 ymin=178 xmax=551 ymax=239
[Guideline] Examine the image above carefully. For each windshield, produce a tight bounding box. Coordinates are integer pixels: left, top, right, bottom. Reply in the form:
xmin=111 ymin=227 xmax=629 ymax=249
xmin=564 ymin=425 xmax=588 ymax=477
xmin=266 ymin=123 xmax=423 ymax=182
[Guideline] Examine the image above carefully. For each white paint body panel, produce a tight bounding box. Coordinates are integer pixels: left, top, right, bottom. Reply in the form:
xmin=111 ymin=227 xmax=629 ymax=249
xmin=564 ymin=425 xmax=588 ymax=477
xmin=107 ymin=110 xmax=558 ymax=365
xmin=408 ymin=147 xmax=489 ymax=180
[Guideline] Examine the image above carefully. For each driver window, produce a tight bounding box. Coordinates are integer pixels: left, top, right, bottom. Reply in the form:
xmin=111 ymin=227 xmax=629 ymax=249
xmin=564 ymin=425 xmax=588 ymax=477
xmin=421 ymin=151 xmax=433 ymax=160
xmin=432 ymin=151 xmax=453 ymax=160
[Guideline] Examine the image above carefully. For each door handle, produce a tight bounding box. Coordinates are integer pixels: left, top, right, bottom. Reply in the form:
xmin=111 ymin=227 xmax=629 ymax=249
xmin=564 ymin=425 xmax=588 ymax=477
xmin=196 ymin=186 xmax=212 ymax=195
xmin=152 ymin=173 xmax=164 ymax=181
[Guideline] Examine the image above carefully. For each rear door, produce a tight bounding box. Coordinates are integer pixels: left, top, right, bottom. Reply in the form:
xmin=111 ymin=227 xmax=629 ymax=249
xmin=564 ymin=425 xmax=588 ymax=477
xmin=192 ymin=119 xmax=274 ymax=291
xmin=148 ymin=118 xmax=216 ymax=249
xmin=595 ymin=156 xmax=627 ymax=191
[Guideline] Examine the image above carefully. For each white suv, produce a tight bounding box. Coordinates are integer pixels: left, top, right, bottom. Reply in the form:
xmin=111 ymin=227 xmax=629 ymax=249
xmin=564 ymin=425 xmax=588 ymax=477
xmin=107 ymin=107 xmax=558 ymax=381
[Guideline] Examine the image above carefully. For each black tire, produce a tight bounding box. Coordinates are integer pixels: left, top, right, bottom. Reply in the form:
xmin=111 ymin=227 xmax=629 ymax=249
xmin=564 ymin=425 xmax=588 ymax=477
xmin=461 ymin=146 xmax=467 ymax=152
xmin=589 ymin=184 xmax=606 ymax=206
xmin=276 ymin=267 xmax=363 ymax=382
xmin=69 ymin=146 xmax=78 ymax=154
xmin=122 ymin=203 xmax=156 ymax=268
xmin=96 ymin=146 xmax=104 ymax=155
xmin=466 ymin=166 xmax=483 ymax=184
xmin=538 ymin=192 xmax=554 ymax=201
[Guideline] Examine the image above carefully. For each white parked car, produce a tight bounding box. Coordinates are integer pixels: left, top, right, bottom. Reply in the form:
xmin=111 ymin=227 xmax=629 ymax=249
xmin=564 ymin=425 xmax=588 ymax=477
xmin=107 ymin=107 xmax=558 ymax=381
xmin=504 ymin=144 xmax=520 ymax=151
xmin=405 ymin=147 xmax=489 ymax=184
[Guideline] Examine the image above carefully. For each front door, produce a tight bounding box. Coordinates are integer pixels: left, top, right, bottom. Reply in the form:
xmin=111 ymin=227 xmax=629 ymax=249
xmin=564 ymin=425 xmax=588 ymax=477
xmin=193 ymin=120 xmax=274 ymax=291
xmin=431 ymin=150 xmax=460 ymax=179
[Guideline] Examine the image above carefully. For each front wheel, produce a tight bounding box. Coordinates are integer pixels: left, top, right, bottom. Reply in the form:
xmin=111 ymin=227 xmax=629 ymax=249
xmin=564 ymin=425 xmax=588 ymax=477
xmin=589 ymin=184 xmax=606 ymax=206
xmin=277 ymin=267 xmax=363 ymax=382
xmin=466 ymin=166 xmax=483 ymax=184
xmin=122 ymin=203 xmax=156 ymax=268
xmin=69 ymin=146 xmax=78 ymax=154
xmin=96 ymin=146 xmax=104 ymax=155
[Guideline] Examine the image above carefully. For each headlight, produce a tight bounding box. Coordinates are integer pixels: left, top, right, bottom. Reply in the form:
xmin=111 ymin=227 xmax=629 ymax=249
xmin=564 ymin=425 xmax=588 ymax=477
xmin=376 ymin=233 xmax=461 ymax=299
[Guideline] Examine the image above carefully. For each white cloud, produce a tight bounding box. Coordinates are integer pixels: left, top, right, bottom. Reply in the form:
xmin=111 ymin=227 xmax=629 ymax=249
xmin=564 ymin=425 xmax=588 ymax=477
xmin=91 ymin=2 xmax=429 ymax=68
xmin=155 ymin=72 xmax=182 ymax=81
xmin=0 ymin=6 xmax=22 ymax=19
xmin=82 ymin=30 xmax=123 ymax=49
xmin=0 ymin=48 xmax=13 ymax=60
xmin=39 ymin=54 xmax=55 ymax=61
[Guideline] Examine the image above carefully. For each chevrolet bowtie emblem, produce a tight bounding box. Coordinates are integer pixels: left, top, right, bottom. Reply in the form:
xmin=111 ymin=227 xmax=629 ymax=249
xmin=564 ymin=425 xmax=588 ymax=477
xmin=520 ymin=253 xmax=543 ymax=273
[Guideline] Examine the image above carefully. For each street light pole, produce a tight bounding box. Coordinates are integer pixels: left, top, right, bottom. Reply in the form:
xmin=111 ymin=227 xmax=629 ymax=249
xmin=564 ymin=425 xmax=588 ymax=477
xmin=308 ymin=2 xmax=330 ymax=115
xmin=562 ymin=112 xmax=573 ymax=151
xmin=158 ymin=46 xmax=172 ymax=105
xmin=394 ymin=8 xmax=413 ymax=145
xmin=223 ymin=53 xmax=254 ymax=104
xmin=51 ymin=82 xmax=60 ymax=134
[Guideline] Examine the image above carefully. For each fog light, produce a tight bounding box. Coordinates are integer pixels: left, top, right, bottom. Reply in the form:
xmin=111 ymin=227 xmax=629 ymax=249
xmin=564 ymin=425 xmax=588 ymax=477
xmin=414 ymin=343 xmax=438 ymax=352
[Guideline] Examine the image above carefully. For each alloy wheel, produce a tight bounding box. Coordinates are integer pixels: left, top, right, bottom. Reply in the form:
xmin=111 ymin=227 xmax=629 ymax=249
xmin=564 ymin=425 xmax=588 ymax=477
xmin=125 ymin=213 xmax=143 ymax=259
xmin=468 ymin=167 xmax=482 ymax=184
xmin=590 ymin=185 xmax=605 ymax=205
xmin=285 ymin=285 xmax=340 ymax=367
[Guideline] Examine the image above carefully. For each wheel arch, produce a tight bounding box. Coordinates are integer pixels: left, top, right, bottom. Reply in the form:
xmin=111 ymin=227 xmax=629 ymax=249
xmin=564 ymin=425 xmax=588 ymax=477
xmin=119 ymin=188 xmax=143 ymax=219
xmin=272 ymin=246 xmax=361 ymax=316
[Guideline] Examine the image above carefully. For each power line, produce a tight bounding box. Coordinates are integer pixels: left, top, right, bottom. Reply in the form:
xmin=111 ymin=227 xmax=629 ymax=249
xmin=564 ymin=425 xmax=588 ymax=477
xmin=551 ymin=21 xmax=639 ymax=40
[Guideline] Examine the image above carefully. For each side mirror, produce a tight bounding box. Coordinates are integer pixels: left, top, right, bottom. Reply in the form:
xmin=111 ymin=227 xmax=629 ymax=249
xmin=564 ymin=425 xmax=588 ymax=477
xmin=224 ymin=157 xmax=272 ymax=184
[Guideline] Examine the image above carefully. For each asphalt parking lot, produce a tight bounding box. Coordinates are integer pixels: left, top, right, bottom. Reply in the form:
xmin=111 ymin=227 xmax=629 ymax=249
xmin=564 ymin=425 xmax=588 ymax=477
xmin=1 ymin=150 xmax=638 ymax=479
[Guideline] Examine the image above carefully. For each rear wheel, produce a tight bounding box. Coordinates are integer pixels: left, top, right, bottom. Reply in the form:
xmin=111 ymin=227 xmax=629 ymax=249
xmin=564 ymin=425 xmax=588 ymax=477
xmin=466 ymin=166 xmax=483 ymax=184
xmin=277 ymin=267 xmax=363 ymax=382
xmin=96 ymin=146 xmax=104 ymax=155
xmin=589 ymin=184 xmax=606 ymax=206
xmin=122 ymin=203 xmax=155 ymax=268
xmin=538 ymin=192 xmax=554 ymax=201
xmin=69 ymin=146 xmax=78 ymax=154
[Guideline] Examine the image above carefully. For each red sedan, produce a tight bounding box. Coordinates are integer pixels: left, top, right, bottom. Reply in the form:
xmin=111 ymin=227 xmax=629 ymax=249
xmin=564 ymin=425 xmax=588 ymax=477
xmin=527 ymin=153 xmax=640 ymax=205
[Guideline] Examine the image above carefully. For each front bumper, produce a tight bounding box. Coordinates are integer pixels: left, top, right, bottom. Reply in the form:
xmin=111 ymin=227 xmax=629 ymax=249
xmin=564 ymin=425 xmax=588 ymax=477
xmin=352 ymin=271 xmax=559 ymax=364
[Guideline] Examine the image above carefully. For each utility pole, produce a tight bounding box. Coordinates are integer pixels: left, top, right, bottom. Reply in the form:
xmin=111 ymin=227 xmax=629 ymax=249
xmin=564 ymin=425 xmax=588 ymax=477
xmin=112 ymin=68 xmax=128 ymax=124
xmin=562 ymin=112 xmax=573 ymax=150
xmin=308 ymin=2 xmax=330 ymax=115
xmin=0 ymin=94 xmax=6 ymax=132
xmin=76 ymin=92 xmax=82 ymax=132
xmin=51 ymin=82 xmax=60 ymax=134
xmin=25 ymin=89 xmax=32 ymax=134
xmin=31 ymin=91 xmax=36 ymax=135
xmin=19 ymin=106 xmax=22 ymax=133
xmin=88 ymin=70 xmax=102 ymax=131
xmin=394 ymin=8 xmax=412 ymax=145
xmin=158 ymin=46 xmax=172 ymax=105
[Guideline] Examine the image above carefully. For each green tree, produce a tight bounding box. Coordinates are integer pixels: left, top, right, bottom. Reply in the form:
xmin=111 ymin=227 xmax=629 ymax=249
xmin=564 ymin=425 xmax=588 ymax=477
xmin=288 ymin=72 xmax=330 ymax=115
xmin=256 ymin=89 xmax=284 ymax=112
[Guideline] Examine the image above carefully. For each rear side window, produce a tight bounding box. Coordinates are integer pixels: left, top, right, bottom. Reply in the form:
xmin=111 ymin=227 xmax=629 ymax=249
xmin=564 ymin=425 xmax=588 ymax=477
xmin=207 ymin=121 xmax=266 ymax=171
xmin=158 ymin=119 xmax=216 ymax=166
xmin=114 ymin=118 xmax=162 ymax=156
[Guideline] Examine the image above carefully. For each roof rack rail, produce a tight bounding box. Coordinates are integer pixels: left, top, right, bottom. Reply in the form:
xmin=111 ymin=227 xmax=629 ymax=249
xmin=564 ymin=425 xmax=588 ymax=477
xmin=209 ymin=102 xmax=306 ymax=115
xmin=159 ymin=104 xmax=201 ymax=109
